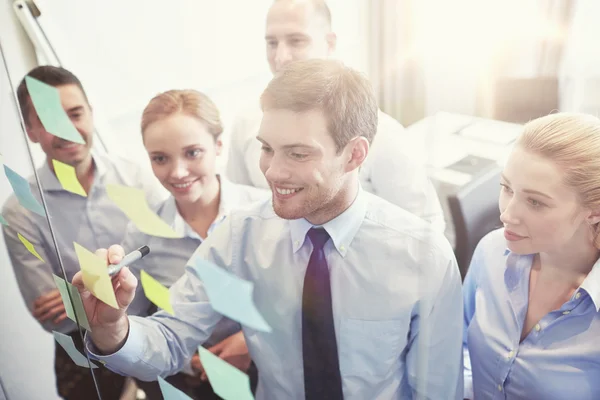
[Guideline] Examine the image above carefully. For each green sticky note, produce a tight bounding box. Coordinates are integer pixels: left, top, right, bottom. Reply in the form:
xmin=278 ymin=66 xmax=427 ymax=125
xmin=198 ymin=347 xmax=254 ymax=400
xmin=4 ymin=165 xmax=46 ymax=216
xmin=52 ymin=331 xmax=98 ymax=368
xmin=52 ymin=159 xmax=87 ymax=197
xmin=140 ymin=270 xmax=174 ymax=315
xmin=0 ymin=214 xmax=7 ymax=226
xmin=106 ymin=184 xmax=181 ymax=238
xmin=52 ymin=274 xmax=91 ymax=331
xmin=25 ymin=76 xmax=85 ymax=144
xmin=157 ymin=376 xmax=193 ymax=400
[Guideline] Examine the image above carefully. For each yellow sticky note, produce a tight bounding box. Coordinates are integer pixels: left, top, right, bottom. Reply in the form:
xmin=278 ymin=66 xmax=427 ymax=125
xmin=73 ymin=242 xmax=118 ymax=309
xmin=140 ymin=270 xmax=174 ymax=315
xmin=106 ymin=184 xmax=181 ymax=239
xmin=18 ymin=233 xmax=44 ymax=262
xmin=52 ymin=159 xmax=86 ymax=197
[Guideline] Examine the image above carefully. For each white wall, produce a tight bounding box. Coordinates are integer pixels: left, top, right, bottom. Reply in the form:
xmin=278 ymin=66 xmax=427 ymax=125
xmin=0 ymin=1 xmax=60 ymax=399
xmin=31 ymin=0 xmax=370 ymax=173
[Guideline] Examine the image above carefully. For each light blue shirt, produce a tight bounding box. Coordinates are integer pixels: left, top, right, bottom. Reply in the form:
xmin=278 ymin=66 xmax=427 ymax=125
xmin=463 ymin=229 xmax=600 ymax=399
xmin=87 ymin=189 xmax=463 ymax=399
xmin=2 ymin=152 xmax=165 ymax=333
xmin=125 ymin=176 xmax=269 ymax=348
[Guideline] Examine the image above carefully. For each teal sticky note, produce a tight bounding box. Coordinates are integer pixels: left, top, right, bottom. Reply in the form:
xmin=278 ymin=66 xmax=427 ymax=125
xmin=3 ymin=165 xmax=45 ymax=216
xmin=198 ymin=347 xmax=254 ymax=400
xmin=157 ymin=376 xmax=193 ymax=400
xmin=25 ymin=76 xmax=85 ymax=144
xmin=52 ymin=274 xmax=91 ymax=331
xmin=190 ymin=258 xmax=271 ymax=333
xmin=0 ymin=214 xmax=7 ymax=226
xmin=52 ymin=331 xmax=98 ymax=368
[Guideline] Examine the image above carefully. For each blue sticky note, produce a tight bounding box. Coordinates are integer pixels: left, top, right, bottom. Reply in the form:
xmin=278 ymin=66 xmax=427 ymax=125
xmin=198 ymin=347 xmax=254 ymax=400
xmin=190 ymin=258 xmax=271 ymax=333
xmin=3 ymin=165 xmax=45 ymax=216
xmin=52 ymin=331 xmax=98 ymax=368
xmin=25 ymin=77 xmax=85 ymax=144
xmin=157 ymin=376 xmax=193 ymax=400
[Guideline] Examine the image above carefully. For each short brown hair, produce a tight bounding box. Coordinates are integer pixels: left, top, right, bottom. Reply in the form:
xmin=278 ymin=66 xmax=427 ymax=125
xmin=141 ymin=89 xmax=223 ymax=139
xmin=17 ymin=65 xmax=89 ymax=126
xmin=260 ymin=58 xmax=378 ymax=152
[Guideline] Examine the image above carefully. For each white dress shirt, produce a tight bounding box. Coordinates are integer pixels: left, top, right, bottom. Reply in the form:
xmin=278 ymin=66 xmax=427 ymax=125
xmin=87 ymin=189 xmax=463 ymax=399
xmin=226 ymin=106 xmax=446 ymax=231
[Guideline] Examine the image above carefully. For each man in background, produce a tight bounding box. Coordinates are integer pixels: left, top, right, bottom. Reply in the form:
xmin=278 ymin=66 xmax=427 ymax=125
xmin=226 ymin=0 xmax=446 ymax=231
xmin=2 ymin=65 xmax=164 ymax=399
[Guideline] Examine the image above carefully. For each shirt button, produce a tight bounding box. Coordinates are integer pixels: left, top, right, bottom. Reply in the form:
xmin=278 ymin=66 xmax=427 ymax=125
xmin=535 ymin=324 xmax=541 ymax=332
xmin=562 ymin=311 xmax=571 ymax=315
xmin=507 ymin=350 xmax=514 ymax=359
xmin=497 ymin=384 xmax=502 ymax=392
xmin=575 ymin=292 xmax=582 ymax=299
xmin=340 ymin=245 xmax=345 ymax=251
xmin=294 ymin=240 xmax=300 ymax=246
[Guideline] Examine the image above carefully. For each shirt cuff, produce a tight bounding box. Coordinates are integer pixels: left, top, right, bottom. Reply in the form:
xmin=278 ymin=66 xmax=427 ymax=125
xmin=84 ymin=319 xmax=146 ymax=374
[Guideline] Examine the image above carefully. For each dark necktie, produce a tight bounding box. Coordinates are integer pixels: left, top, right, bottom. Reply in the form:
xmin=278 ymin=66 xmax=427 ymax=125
xmin=302 ymin=228 xmax=344 ymax=399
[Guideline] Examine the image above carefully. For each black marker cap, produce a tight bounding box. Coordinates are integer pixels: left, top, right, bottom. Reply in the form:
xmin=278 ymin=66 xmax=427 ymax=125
xmin=137 ymin=245 xmax=150 ymax=257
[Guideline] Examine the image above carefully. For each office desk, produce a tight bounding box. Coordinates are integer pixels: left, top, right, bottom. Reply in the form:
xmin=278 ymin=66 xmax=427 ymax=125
xmin=405 ymin=112 xmax=522 ymax=246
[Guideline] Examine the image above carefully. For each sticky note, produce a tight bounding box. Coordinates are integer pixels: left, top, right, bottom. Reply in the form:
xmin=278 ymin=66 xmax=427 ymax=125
xmin=157 ymin=376 xmax=193 ymax=400
xmin=106 ymin=184 xmax=181 ymax=238
xmin=52 ymin=331 xmax=98 ymax=368
xmin=198 ymin=347 xmax=254 ymax=400
xmin=18 ymin=233 xmax=44 ymax=261
xmin=191 ymin=258 xmax=271 ymax=332
xmin=25 ymin=77 xmax=85 ymax=144
xmin=52 ymin=159 xmax=86 ymax=197
xmin=3 ymin=165 xmax=45 ymax=216
xmin=74 ymin=242 xmax=118 ymax=309
xmin=0 ymin=214 xmax=8 ymax=226
xmin=140 ymin=270 xmax=174 ymax=315
xmin=52 ymin=274 xmax=91 ymax=331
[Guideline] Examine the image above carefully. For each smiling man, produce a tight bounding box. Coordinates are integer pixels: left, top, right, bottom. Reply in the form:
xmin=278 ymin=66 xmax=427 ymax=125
xmin=227 ymin=0 xmax=445 ymax=231
xmin=2 ymin=65 xmax=164 ymax=399
xmin=75 ymin=59 xmax=463 ymax=400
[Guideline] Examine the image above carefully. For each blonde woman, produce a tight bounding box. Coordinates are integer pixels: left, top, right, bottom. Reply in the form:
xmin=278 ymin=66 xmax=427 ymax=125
xmin=463 ymin=113 xmax=600 ymax=399
xmin=124 ymin=89 xmax=267 ymax=398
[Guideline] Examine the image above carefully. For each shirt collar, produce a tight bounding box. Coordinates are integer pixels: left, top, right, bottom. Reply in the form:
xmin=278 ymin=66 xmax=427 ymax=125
xmin=289 ymin=187 xmax=368 ymax=257
xmin=504 ymin=248 xmax=600 ymax=311
xmin=580 ymin=257 xmax=600 ymax=312
xmin=169 ymin=175 xmax=232 ymax=240
xmin=37 ymin=150 xmax=108 ymax=192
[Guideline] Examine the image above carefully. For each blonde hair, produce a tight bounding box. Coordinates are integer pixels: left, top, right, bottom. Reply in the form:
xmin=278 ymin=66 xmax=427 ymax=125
xmin=141 ymin=89 xmax=223 ymax=139
xmin=517 ymin=112 xmax=600 ymax=248
xmin=260 ymin=58 xmax=378 ymax=152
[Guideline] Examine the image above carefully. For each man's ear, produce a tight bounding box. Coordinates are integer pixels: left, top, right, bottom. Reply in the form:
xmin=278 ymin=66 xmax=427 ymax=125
xmin=326 ymin=32 xmax=337 ymax=55
xmin=215 ymin=136 xmax=223 ymax=156
xmin=343 ymin=136 xmax=369 ymax=173
xmin=587 ymin=208 xmax=600 ymax=226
